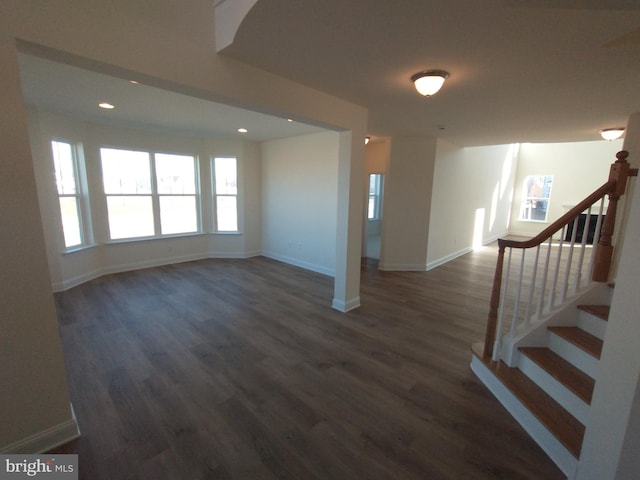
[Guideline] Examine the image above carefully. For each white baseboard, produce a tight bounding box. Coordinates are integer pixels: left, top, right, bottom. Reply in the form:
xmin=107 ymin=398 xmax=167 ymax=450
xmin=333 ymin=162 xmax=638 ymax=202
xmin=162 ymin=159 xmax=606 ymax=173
xmin=332 ymin=296 xmax=361 ymax=312
xmin=378 ymin=263 xmax=427 ymax=271
xmin=1 ymin=404 xmax=80 ymax=454
xmin=426 ymin=246 xmax=472 ymax=271
xmin=53 ymin=251 xmax=261 ymax=292
xmin=261 ymin=251 xmax=335 ymax=277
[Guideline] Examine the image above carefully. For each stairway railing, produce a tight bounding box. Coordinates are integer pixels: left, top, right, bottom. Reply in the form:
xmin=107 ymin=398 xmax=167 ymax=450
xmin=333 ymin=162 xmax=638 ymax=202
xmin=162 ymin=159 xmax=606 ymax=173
xmin=483 ymin=151 xmax=637 ymax=361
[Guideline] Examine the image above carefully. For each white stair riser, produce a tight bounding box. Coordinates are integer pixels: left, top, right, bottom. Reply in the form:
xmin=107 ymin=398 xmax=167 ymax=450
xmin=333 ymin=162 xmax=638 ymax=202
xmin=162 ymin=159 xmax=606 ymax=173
xmin=470 ymin=356 xmax=578 ymax=478
xmin=548 ymin=334 xmax=600 ymax=379
xmin=518 ymin=354 xmax=590 ymax=425
xmin=577 ymin=311 xmax=607 ymax=340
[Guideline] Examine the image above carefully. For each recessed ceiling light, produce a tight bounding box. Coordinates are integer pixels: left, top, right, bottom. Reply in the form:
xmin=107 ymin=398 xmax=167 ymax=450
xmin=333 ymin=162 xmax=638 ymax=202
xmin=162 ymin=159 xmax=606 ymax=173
xmin=237 ymin=128 xmax=248 ymax=133
xmin=99 ymin=102 xmax=115 ymax=109
xmin=287 ymin=119 xmax=293 ymax=122
xmin=129 ymin=80 xmax=139 ymax=85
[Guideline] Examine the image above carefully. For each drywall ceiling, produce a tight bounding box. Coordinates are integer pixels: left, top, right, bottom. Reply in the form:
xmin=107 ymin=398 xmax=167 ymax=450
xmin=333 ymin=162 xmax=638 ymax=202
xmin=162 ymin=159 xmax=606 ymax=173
xmin=221 ymin=0 xmax=640 ymax=146
xmin=18 ymin=53 xmax=327 ymax=142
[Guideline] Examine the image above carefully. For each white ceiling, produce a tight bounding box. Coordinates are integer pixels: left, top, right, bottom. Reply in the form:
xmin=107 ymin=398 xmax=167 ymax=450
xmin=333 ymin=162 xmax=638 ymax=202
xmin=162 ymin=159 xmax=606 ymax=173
xmin=18 ymin=1 xmax=640 ymax=147
xmin=18 ymin=54 xmax=327 ymax=142
xmin=222 ymin=0 xmax=640 ymax=146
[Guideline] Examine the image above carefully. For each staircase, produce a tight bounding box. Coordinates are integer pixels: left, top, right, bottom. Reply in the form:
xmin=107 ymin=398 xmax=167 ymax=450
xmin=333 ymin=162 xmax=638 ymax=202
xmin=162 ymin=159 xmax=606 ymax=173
xmin=472 ymin=152 xmax=636 ymax=478
xmin=471 ymin=301 xmax=609 ymax=478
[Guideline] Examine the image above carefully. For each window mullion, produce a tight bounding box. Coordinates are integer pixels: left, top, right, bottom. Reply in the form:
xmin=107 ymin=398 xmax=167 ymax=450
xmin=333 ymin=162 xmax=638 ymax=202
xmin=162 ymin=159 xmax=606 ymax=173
xmin=150 ymin=153 xmax=162 ymax=235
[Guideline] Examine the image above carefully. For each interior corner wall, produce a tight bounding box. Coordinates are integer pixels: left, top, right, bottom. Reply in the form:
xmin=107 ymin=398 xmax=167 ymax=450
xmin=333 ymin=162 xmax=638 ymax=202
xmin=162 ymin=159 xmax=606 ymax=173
xmin=0 ymin=37 xmax=75 ymax=452
xmin=379 ymin=136 xmax=436 ymax=271
xmin=508 ymin=140 xmax=623 ymax=237
xmin=260 ymin=131 xmax=339 ymax=276
xmin=427 ymin=141 xmax=517 ymax=269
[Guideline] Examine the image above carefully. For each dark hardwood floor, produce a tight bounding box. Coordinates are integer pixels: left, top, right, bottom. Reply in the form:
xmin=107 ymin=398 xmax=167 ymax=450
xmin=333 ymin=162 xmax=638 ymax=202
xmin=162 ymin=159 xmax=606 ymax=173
xmin=51 ymin=245 xmax=564 ymax=479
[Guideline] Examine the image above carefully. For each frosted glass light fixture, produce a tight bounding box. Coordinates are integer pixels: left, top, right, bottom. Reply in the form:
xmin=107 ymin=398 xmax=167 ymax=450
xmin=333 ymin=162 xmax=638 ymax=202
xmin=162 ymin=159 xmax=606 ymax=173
xmin=599 ymin=128 xmax=625 ymax=141
xmin=411 ymin=70 xmax=449 ymax=96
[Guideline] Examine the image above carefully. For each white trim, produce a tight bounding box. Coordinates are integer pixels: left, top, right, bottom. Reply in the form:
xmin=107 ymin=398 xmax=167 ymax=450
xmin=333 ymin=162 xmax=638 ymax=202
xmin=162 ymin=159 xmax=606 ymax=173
xmin=426 ymin=234 xmax=504 ymax=271
xmin=332 ymin=296 xmax=360 ymax=312
xmin=1 ymin=404 xmax=80 ymax=454
xmin=427 ymin=247 xmax=472 ymax=271
xmin=378 ymin=263 xmax=427 ymax=271
xmin=261 ymin=251 xmax=335 ymax=277
xmin=208 ymin=250 xmax=261 ymax=259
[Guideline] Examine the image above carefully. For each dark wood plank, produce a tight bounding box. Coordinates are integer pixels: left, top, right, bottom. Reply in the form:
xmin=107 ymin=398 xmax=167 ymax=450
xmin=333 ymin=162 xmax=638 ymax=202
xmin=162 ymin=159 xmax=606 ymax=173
xmin=519 ymin=347 xmax=595 ymax=404
xmin=50 ymin=248 xmax=564 ymax=479
xmin=548 ymin=326 xmax=603 ymax=359
xmin=577 ymin=304 xmax=610 ymax=321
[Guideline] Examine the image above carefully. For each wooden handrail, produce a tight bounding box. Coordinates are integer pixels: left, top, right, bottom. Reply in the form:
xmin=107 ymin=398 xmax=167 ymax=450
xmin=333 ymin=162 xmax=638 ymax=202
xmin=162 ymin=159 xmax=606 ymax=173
xmin=483 ymin=150 xmax=635 ymax=360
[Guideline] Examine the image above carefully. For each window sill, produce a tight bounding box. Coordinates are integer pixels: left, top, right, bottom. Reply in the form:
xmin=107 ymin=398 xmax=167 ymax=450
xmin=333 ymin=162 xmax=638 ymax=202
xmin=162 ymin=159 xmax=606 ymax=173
xmin=518 ymin=219 xmax=549 ymax=223
xmin=63 ymin=243 xmax=99 ymax=255
xmin=104 ymin=232 xmax=203 ymax=245
xmin=212 ymin=231 xmax=243 ymax=235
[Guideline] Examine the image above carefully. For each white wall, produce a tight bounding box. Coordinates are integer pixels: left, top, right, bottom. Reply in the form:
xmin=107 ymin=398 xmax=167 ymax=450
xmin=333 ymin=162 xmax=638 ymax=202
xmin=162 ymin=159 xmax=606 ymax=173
xmin=261 ymin=131 xmax=340 ymax=276
xmin=379 ymin=136 xmax=437 ymax=271
xmin=509 ymin=140 xmax=623 ymax=237
xmin=28 ymin=109 xmax=263 ymax=291
xmin=427 ymin=141 xmax=518 ymax=268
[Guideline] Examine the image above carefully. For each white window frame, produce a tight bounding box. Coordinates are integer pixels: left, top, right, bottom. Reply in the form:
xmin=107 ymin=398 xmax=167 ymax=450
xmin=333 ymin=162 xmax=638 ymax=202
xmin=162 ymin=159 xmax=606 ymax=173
xmin=212 ymin=156 xmax=239 ymax=233
xmin=51 ymin=139 xmax=91 ymax=250
xmin=100 ymin=147 xmax=200 ymax=240
xmin=520 ymin=174 xmax=553 ymax=222
xmin=368 ymin=173 xmax=383 ymax=221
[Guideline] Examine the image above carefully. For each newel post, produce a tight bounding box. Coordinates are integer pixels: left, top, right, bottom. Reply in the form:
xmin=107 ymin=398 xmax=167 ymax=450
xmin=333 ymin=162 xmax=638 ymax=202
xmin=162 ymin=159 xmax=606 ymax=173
xmin=592 ymin=151 xmax=635 ymax=282
xmin=484 ymin=242 xmax=506 ymax=360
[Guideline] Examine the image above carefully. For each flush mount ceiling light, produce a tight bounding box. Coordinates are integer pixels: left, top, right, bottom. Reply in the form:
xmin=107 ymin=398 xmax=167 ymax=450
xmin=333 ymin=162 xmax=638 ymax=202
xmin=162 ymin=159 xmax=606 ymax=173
xmin=411 ymin=70 xmax=449 ymax=97
xmin=98 ymin=102 xmax=115 ymax=109
xmin=237 ymin=128 xmax=248 ymax=133
xmin=599 ymin=128 xmax=625 ymax=141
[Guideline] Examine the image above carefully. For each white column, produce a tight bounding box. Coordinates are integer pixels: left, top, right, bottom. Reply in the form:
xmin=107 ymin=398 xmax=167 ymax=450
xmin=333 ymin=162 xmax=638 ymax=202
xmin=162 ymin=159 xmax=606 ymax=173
xmin=332 ymin=130 xmax=365 ymax=312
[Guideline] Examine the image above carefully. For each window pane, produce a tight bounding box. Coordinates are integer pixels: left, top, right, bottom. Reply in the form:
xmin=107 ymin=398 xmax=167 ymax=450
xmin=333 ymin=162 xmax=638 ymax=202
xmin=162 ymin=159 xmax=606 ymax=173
xmin=52 ymin=141 xmax=76 ymax=194
xmin=106 ymin=196 xmax=154 ymax=239
xmin=101 ymin=148 xmax=151 ymax=194
xmin=520 ymin=175 xmax=553 ymax=221
xmin=214 ymin=157 xmax=237 ymax=195
xmin=369 ymin=174 xmax=378 ymax=195
xmin=368 ymin=197 xmax=376 ymax=220
xmin=159 ymin=196 xmax=197 ymax=235
xmin=155 ymin=153 xmax=196 ymax=194
xmin=216 ymin=196 xmax=238 ymax=232
xmin=59 ymin=197 xmax=82 ymax=247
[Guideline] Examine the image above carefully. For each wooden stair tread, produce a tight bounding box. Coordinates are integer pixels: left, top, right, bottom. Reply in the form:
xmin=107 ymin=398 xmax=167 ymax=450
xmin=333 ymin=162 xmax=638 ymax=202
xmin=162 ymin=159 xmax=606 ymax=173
xmin=577 ymin=304 xmax=610 ymax=321
xmin=519 ymin=347 xmax=595 ymax=404
xmin=477 ymin=354 xmax=585 ymax=458
xmin=548 ymin=326 xmax=603 ymax=359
